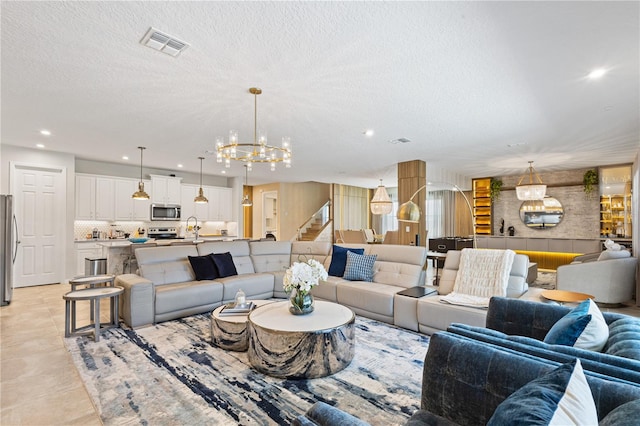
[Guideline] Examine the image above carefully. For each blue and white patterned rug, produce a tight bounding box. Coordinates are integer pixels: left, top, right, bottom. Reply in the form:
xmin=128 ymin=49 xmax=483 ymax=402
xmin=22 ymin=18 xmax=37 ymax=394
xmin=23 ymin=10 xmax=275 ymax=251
xmin=65 ymin=314 xmax=430 ymax=425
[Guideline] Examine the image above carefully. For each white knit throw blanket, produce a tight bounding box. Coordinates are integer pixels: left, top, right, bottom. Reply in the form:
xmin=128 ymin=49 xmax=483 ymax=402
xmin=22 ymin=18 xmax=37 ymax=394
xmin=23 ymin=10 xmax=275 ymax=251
xmin=440 ymin=249 xmax=515 ymax=308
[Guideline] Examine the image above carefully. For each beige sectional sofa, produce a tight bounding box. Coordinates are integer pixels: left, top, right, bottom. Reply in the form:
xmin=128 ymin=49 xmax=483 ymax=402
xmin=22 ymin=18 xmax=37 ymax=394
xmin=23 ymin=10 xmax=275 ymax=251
xmin=116 ymin=241 xmax=546 ymax=337
xmin=311 ymin=243 xmax=427 ymax=324
xmin=116 ymin=240 xmax=427 ymax=329
xmin=415 ymin=249 xmax=545 ymax=335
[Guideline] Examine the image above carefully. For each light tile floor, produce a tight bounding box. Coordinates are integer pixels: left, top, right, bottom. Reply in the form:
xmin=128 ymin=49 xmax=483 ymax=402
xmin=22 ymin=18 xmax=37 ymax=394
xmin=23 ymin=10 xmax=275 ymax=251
xmin=1 ymin=280 xmax=638 ymax=425
xmin=1 ymin=283 xmax=102 ymax=425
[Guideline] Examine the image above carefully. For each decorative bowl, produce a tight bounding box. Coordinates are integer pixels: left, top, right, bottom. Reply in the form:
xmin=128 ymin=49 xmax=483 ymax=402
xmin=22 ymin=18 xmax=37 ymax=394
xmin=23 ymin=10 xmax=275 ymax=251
xmin=128 ymin=238 xmax=149 ymax=243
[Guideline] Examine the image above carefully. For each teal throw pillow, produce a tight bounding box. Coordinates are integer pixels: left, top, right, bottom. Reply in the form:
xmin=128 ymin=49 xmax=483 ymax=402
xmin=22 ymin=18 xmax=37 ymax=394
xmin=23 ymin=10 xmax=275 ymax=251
xmin=343 ymin=251 xmax=377 ymax=282
xmin=544 ymin=299 xmax=609 ymax=352
xmin=487 ymin=359 xmax=597 ymax=426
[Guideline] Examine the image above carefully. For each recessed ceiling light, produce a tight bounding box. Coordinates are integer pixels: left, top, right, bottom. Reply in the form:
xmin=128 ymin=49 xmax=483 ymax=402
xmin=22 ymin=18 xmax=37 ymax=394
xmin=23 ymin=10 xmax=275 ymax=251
xmin=221 ymin=170 xmax=226 ymax=174
xmin=40 ymin=129 xmax=51 ymax=136
xmin=177 ymin=164 xmax=183 ymax=168
xmin=587 ymin=68 xmax=607 ymax=79
xmin=122 ymin=155 xmax=129 ymax=160
xmin=363 ymin=129 xmax=374 ymax=137
xmin=507 ymin=142 xmax=527 ymax=147
xmin=36 ymin=143 xmax=45 ymax=149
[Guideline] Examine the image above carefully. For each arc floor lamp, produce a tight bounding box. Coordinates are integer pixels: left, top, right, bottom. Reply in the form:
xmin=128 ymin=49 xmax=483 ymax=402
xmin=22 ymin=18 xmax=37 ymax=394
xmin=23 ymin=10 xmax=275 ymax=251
xmin=397 ymin=182 xmax=476 ymax=248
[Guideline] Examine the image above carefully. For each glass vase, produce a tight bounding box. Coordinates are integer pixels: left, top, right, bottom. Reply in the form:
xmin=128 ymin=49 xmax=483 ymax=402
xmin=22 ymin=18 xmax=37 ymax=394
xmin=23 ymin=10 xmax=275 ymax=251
xmin=289 ymin=289 xmax=314 ymax=315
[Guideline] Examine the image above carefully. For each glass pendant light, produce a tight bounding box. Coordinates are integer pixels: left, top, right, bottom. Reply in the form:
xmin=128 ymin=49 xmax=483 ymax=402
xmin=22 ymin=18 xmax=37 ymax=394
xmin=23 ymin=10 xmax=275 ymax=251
xmin=132 ymin=146 xmax=150 ymax=200
xmin=194 ymin=156 xmax=208 ymax=203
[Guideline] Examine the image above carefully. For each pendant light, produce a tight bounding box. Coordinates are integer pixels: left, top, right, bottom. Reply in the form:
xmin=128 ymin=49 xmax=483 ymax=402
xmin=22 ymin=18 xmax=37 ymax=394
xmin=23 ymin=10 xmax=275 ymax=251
xmin=194 ymin=156 xmax=208 ymax=203
xmin=132 ymin=146 xmax=150 ymax=200
xmin=370 ymin=179 xmax=393 ymax=215
xmin=515 ymin=161 xmax=546 ymax=201
xmin=241 ymin=164 xmax=253 ymax=207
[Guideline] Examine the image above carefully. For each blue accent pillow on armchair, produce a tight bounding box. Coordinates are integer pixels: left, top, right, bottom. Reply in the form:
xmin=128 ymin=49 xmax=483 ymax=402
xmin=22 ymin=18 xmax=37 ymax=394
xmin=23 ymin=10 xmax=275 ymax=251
xmin=544 ymin=299 xmax=608 ymax=352
xmin=327 ymin=245 xmax=365 ymax=277
xmin=487 ymin=359 xmax=597 ymax=425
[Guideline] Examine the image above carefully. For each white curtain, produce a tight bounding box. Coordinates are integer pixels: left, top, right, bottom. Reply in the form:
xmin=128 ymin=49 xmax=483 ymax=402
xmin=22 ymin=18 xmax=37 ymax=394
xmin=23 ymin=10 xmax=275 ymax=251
xmin=427 ymin=190 xmax=456 ymax=238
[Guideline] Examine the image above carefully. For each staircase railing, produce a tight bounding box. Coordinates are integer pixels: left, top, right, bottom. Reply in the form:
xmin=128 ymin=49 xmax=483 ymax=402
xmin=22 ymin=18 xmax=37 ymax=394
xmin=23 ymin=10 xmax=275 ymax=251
xmin=294 ymin=200 xmax=331 ymax=241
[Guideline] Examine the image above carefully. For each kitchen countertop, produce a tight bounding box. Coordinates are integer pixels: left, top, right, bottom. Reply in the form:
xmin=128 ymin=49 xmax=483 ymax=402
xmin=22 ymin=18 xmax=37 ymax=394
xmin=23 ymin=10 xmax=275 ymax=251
xmin=89 ymin=237 xmax=239 ymax=248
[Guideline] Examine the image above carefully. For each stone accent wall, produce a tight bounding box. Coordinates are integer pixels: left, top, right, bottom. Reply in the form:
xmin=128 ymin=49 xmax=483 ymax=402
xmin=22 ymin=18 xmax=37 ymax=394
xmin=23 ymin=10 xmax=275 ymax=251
xmin=492 ymin=167 xmax=599 ymax=239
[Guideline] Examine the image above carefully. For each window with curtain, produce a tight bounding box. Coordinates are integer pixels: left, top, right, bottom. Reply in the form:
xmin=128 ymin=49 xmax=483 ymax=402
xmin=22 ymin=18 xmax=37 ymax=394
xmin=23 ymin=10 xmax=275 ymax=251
xmin=426 ymin=190 xmax=457 ymax=238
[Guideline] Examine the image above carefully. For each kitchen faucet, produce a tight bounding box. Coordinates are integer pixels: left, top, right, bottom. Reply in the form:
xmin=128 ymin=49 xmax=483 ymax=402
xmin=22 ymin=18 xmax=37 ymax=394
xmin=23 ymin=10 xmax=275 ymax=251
xmin=186 ymin=216 xmax=202 ymax=243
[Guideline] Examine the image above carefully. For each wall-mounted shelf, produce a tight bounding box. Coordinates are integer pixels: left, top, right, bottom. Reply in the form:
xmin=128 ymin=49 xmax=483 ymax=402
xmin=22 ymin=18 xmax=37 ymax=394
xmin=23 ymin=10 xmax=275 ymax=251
xmin=472 ymin=178 xmax=492 ymax=235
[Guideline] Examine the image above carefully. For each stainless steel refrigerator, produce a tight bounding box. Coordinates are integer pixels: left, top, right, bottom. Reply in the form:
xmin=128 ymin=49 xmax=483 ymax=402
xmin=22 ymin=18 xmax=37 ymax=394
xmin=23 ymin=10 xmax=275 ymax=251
xmin=1 ymin=195 xmax=17 ymax=306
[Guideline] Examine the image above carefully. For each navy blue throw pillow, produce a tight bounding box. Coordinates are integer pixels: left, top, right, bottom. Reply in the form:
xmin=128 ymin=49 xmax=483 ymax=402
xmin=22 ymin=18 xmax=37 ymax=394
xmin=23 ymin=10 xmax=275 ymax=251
xmin=327 ymin=245 xmax=365 ymax=277
xmin=188 ymin=255 xmax=219 ymax=281
xmin=211 ymin=252 xmax=238 ymax=278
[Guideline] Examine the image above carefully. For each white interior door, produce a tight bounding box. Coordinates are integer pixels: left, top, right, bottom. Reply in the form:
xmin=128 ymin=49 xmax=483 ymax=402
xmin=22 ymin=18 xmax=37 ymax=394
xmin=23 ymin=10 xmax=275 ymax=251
xmin=11 ymin=163 xmax=66 ymax=287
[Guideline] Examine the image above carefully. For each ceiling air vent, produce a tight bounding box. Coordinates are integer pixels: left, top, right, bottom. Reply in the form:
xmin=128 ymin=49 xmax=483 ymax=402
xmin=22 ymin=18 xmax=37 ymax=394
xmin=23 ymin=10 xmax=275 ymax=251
xmin=140 ymin=27 xmax=189 ymax=57
xmin=389 ymin=138 xmax=412 ymax=144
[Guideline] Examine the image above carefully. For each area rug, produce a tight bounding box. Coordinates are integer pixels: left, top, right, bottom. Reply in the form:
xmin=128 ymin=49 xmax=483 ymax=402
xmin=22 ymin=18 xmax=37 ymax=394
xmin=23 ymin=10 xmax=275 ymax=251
xmin=530 ymin=271 xmax=556 ymax=290
xmin=65 ymin=314 xmax=429 ymax=425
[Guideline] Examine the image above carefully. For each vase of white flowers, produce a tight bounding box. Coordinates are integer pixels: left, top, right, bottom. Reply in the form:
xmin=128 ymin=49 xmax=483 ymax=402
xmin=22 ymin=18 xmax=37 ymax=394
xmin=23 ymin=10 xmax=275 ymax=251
xmin=283 ymin=258 xmax=327 ymax=315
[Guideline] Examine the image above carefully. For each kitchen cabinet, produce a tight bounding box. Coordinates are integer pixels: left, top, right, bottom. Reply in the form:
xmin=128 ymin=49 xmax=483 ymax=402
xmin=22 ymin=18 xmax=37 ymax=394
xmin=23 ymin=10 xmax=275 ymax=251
xmin=114 ymin=178 xmax=151 ymax=221
xmin=208 ymin=187 xmax=232 ymax=221
xmin=75 ymin=174 xmax=115 ymax=220
xmin=150 ymin=175 xmax=182 ymax=205
xmin=181 ymin=184 xmax=210 ymax=221
xmin=74 ymin=242 xmax=103 ymax=276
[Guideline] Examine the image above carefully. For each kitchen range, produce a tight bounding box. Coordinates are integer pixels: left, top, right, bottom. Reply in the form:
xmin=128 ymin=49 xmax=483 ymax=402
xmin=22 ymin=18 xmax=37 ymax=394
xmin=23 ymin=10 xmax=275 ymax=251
xmin=147 ymin=227 xmax=183 ymax=240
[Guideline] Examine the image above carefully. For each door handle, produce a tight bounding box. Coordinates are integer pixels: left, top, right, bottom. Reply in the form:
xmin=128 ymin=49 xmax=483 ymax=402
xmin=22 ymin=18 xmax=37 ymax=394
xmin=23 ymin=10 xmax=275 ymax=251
xmin=12 ymin=214 xmax=19 ymax=264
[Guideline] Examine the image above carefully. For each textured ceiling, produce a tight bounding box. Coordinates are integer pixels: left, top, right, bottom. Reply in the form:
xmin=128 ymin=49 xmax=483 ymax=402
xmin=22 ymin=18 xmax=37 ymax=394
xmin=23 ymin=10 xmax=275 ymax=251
xmin=2 ymin=1 xmax=639 ymax=188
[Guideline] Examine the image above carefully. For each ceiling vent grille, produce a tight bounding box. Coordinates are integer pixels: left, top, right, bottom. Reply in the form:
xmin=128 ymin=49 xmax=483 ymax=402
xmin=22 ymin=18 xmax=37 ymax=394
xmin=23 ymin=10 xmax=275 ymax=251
xmin=140 ymin=27 xmax=189 ymax=57
xmin=389 ymin=138 xmax=411 ymax=144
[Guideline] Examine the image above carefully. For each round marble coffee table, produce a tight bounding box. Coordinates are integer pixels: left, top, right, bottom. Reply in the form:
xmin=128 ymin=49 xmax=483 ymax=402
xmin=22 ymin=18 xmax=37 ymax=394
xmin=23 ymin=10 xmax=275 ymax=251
xmin=247 ymin=300 xmax=355 ymax=379
xmin=210 ymin=300 xmax=274 ymax=351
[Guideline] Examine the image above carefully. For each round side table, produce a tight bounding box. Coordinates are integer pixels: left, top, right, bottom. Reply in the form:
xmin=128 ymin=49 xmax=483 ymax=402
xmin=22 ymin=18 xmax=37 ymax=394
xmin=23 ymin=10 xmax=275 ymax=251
xmin=63 ymin=286 xmax=123 ymax=342
xmin=69 ymin=274 xmax=116 ymax=321
xmin=211 ymin=300 xmax=274 ymax=351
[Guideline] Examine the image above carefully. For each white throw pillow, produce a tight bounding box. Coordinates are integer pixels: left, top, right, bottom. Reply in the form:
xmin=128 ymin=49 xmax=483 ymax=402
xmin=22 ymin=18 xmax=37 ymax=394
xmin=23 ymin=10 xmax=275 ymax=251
xmin=598 ymin=250 xmax=631 ymax=261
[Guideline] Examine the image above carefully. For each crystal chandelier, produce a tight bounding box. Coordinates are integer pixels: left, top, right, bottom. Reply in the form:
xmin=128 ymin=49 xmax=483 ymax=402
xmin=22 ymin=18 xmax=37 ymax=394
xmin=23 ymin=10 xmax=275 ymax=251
xmin=370 ymin=180 xmax=393 ymax=215
xmin=216 ymin=87 xmax=292 ymax=171
xmin=516 ymin=161 xmax=546 ymax=201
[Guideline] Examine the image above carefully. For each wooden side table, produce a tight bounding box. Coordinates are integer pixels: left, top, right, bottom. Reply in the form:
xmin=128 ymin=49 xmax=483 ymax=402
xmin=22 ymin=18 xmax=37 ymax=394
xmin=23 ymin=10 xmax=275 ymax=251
xmin=63 ymin=286 xmax=123 ymax=342
xmin=541 ymin=289 xmax=594 ymax=305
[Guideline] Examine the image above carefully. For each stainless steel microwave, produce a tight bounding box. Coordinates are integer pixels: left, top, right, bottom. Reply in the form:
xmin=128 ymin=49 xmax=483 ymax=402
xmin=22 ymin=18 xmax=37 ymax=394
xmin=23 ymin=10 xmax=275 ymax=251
xmin=150 ymin=204 xmax=181 ymax=221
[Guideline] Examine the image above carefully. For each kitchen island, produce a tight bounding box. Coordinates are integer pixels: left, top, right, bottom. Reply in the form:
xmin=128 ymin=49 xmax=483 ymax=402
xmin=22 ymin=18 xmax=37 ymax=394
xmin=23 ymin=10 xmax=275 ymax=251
xmin=95 ymin=237 xmax=237 ymax=275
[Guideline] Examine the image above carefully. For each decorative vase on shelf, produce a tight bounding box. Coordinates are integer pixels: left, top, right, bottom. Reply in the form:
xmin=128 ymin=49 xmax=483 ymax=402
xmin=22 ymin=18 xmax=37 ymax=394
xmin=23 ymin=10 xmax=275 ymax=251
xmin=289 ymin=289 xmax=314 ymax=315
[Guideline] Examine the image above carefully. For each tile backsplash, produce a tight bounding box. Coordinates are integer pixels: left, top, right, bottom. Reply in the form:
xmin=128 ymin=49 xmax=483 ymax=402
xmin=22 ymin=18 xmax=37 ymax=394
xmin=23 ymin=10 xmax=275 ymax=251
xmin=74 ymin=220 xmax=238 ymax=240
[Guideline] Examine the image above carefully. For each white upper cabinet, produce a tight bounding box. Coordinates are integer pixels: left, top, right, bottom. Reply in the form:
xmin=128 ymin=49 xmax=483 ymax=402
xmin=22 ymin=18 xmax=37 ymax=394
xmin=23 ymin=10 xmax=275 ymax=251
xmin=75 ymin=175 xmax=115 ymax=220
xmin=150 ymin=174 xmax=182 ymax=205
xmin=114 ymin=178 xmax=151 ymax=221
xmin=208 ymin=187 xmax=232 ymax=221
